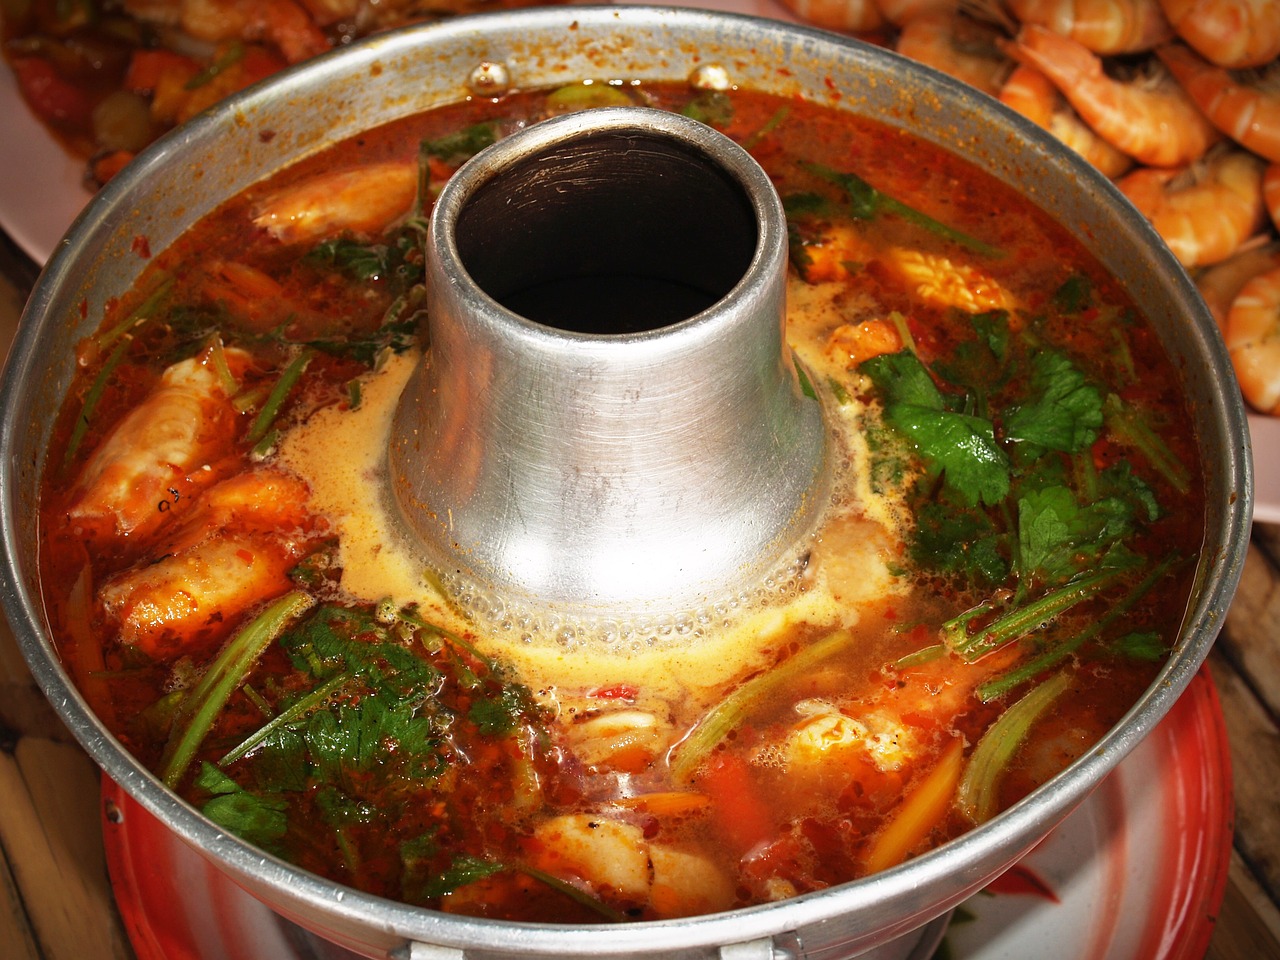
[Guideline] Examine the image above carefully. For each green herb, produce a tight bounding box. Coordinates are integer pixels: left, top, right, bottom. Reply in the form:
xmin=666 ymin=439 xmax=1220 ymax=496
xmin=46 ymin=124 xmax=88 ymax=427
xmin=245 ymin=347 xmax=313 ymax=446
xmin=196 ymin=762 xmax=288 ymax=848
xmin=544 ymin=82 xmax=634 ymax=113
xmin=942 ymin=564 xmax=1127 ymax=661
xmin=160 ymin=590 xmax=315 ymax=787
xmin=977 ymin=554 xmax=1175 ymax=700
xmin=1103 ymin=393 xmax=1191 ymax=494
xmin=1003 ymin=350 xmax=1103 ymax=453
xmin=681 ymin=90 xmax=734 ymax=127
xmin=804 ymin=163 xmax=1003 ymax=258
xmin=94 ymin=275 xmax=173 ymax=353
xmin=741 ymin=106 xmax=790 ymax=150
xmin=670 ymin=629 xmax=854 ymax=782
xmin=185 ymin=41 xmax=245 ymax=90
xmin=63 ymin=335 xmax=131 ymax=470
xmin=956 ymin=671 xmax=1072 ymax=824
xmin=415 ymin=854 xmax=505 ymax=901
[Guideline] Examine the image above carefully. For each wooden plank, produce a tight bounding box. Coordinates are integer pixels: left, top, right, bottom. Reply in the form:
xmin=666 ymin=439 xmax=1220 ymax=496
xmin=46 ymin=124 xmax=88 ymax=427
xmin=0 ymin=842 xmax=40 ymax=960
xmin=1221 ymin=541 xmax=1280 ymax=719
xmin=1209 ymin=651 xmax=1280 ymax=910
xmin=1208 ymin=850 xmax=1280 ymax=960
xmin=0 ymin=739 xmax=132 ymax=960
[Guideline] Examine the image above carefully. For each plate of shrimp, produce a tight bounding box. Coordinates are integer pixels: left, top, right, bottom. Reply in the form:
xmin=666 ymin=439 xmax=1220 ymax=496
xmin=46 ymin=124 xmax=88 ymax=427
xmin=4 ymin=0 xmax=1280 ymax=520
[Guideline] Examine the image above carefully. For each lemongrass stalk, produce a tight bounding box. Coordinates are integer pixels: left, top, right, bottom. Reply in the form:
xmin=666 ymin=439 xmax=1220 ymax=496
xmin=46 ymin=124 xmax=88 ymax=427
xmin=956 ymin=671 xmax=1072 ymax=824
xmin=161 ymin=590 xmax=314 ymax=787
xmin=669 ymin=629 xmax=853 ymax=783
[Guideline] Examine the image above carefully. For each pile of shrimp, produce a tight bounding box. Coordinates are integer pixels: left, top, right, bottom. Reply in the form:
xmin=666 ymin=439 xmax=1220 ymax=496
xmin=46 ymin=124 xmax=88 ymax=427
xmin=774 ymin=0 xmax=1280 ymax=416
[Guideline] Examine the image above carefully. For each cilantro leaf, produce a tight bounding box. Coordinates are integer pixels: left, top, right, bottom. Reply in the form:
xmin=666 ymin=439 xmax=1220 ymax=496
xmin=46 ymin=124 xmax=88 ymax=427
xmin=1004 ymin=350 xmax=1103 ymax=453
xmin=422 ymin=122 xmax=500 ymax=165
xmin=196 ymin=762 xmax=288 ymax=848
xmin=889 ymin=405 xmax=1011 ymax=506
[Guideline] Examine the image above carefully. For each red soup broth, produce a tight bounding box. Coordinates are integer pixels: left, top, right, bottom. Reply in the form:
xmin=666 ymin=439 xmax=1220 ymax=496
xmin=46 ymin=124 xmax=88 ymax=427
xmin=38 ymin=82 xmax=1203 ymax=923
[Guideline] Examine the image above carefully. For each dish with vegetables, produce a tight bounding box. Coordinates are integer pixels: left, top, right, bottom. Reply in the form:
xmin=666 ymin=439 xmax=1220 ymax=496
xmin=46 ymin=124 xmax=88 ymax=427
xmin=38 ymin=79 xmax=1204 ymax=922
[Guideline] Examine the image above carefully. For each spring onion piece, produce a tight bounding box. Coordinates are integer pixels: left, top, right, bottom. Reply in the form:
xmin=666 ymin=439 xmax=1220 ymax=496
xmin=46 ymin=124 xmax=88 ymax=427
xmin=185 ymin=41 xmax=244 ymax=90
xmin=518 ymin=865 xmax=629 ymax=922
xmin=63 ymin=335 xmax=131 ymax=469
xmin=1104 ymin=394 xmax=1190 ymax=494
xmin=741 ymin=106 xmax=789 ymax=150
xmin=977 ymin=555 xmax=1176 ymax=702
xmin=161 ymin=590 xmax=315 ymax=787
xmin=94 ymin=274 xmax=173 ymax=352
xmin=956 ymin=671 xmax=1072 ymax=824
xmin=942 ymin=566 xmax=1124 ymax=661
xmin=245 ymin=347 xmax=313 ymax=446
xmin=670 ymin=629 xmax=853 ymax=782
xmin=805 ymin=163 xmax=1003 ymax=258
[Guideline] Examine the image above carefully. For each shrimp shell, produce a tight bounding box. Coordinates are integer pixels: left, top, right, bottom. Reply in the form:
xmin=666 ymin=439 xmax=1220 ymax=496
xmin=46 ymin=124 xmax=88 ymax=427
xmin=1157 ymin=43 xmax=1280 ymax=162
xmin=999 ymin=63 xmax=1135 ymax=177
xmin=67 ymin=352 xmax=244 ymax=543
xmin=773 ymin=0 xmax=886 ymax=31
xmin=1116 ymin=147 xmax=1266 ymax=268
xmin=1010 ymin=24 xmax=1222 ymax=166
xmin=253 ymin=160 xmax=419 ymax=244
xmin=1225 ymin=265 xmax=1280 ymax=414
xmin=895 ymin=11 xmax=1014 ymax=96
xmin=876 ymin=0 xmax=958 ymax=27
xmin=1194 ymin=239 xmax=1280 ymax=333
xmin=1158 ymin=0 xmax=1280 ymax=68
xmin=1266 ymin=161 xmax=1280 ymax=231
xmin=1006 ymin=0 xmax=1175 ymax=54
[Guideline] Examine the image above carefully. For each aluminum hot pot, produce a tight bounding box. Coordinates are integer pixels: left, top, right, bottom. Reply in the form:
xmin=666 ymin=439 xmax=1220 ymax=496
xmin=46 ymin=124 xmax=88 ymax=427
xmin=0 ymin=6 xmax=1252 ymax=959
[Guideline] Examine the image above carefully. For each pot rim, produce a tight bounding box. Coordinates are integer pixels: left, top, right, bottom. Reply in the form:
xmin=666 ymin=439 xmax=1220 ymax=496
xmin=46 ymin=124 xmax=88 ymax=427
xmin=0 ymin=6 xmax=1253 ymax=955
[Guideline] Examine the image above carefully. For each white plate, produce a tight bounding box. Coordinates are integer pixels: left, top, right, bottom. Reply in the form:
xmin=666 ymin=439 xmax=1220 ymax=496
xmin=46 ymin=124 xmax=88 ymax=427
xmin=100 ymin=668 xmax=1231 ymax=960
xmin=1 ymin=10 xmax=1272 ymax=528
xmin=0 ymin=62 xmax=93 ymax=264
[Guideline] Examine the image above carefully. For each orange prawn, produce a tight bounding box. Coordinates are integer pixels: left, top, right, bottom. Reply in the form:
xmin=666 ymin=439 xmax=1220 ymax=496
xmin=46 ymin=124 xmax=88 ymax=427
xmin=1004 ymin=0 xmax=1175 ymax=54
xmin=1157 ymin=0 xmax=1280 ymax=68
xmin=1116 ymin=147 xmax=1267 ymax=269
xmin=1009 ymin=24 xmax=1222 ymax=166
xmin=999 ymin=63 xmax=1135 ymax=177
xmin=1156 ymin=43 xmax=1280 ymax=163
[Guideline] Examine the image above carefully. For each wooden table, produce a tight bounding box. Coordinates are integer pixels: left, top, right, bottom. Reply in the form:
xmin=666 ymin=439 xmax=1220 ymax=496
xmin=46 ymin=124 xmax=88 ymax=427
xmin=0 ymin=227 xmax=1277 ymax=960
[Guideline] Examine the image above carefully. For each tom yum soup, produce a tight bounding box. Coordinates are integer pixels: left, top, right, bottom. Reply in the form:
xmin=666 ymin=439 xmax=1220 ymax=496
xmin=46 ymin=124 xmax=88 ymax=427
xmin=41 ymin=81 xmax=1202 ymax=922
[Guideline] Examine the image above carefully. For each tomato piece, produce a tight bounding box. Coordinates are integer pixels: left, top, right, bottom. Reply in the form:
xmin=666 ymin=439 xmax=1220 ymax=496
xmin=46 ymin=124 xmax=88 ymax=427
xmin=12 ymin=56 xmax=92 ymax=127
xmin=124 ymin=49 xmax=199 ymax=94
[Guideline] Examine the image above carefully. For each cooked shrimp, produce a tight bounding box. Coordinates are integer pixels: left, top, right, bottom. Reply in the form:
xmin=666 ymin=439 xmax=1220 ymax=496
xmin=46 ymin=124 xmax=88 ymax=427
xmin=999 ymin=63 xmax=1135 ymax=177
xmin=876 ymin=0 xmax=958 ymax=27
xmin=888 ymin=248 xmax=1018 ymax=312
xmin=563 ymin=709 xmax=672 ymax=774
xmin=1194 ymin=239 xmax=1280 ymax=333
xmin=1010 ymin=24 xmax=1222 ymax=166
xmin=67 ymin=348 xmax=248 ymax=544
xmin=1225 ymin=265 xmax=1280 ymax=413
xmin=774 ymin=0 xmax=886 ymax=31
xmin=826 ymin=319 xmax=905 ymax=367
xmin=1157 ymin=0 xmax=1280 ymax=68
xmin=252 ymin=160 xmax=419 ymax=244
xmin=895 ymin=12 xmax=1015 ymax=97
xmin=99 ymin=533 xmax=308 ymax=657
xmin=97 ymin=467 xmax=317 ymax=657
xmin=793 ymin=221 xmax=875 ymax=284
xmin=1156 ymin=44 xmax=1280 ymax=163
xmin=179 ymin=0 xmax=328 ymax=63
xmin=1006 ymin=0 xmax=1175 ymax=53
xmin=528 ymin=814 xmax=735 ymax=919
xmin=1266 ymin=161 xmax=1280 ymax=231
xmin=158 ymin=467 xmax=317 ymax=555
xmin=1116 ymin=147 xmax=1267 ymax=268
